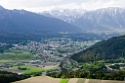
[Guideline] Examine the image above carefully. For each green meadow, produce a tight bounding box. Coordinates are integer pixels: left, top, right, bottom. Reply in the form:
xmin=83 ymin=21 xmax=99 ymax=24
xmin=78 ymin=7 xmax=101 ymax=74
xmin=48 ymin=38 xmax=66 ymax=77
xmin=0 ymin=49 xmax=34 ymax=60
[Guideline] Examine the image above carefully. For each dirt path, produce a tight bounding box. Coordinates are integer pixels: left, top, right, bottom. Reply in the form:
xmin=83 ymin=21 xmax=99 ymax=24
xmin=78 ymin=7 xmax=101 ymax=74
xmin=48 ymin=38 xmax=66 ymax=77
xmin=84 ymin=79 xmax=89 ymax=83
xmin=68 ymin=78 xmax=78 ymax=83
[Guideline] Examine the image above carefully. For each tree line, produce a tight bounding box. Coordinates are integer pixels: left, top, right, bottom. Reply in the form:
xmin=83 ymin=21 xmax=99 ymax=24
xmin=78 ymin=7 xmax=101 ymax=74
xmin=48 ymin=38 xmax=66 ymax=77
xmin=0 ymin=71 xmax=30 ymax=83
xmin=47 ymin=70 xmax=125 ymax=81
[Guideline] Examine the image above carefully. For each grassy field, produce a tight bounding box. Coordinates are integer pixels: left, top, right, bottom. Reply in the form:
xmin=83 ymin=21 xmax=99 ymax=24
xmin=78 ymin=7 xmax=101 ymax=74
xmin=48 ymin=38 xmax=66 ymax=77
xmin=0 ymin=60 xmax=29 ymax=64
xmin=1 ymin=65 xmax=57 ymax=75
xmin=11 ymin=65 xmax=48 ymax=74
xmin=60 ymin=79 xmax=69 ymax=83
xmin=0 ymin=49 xmax=34 ymax=60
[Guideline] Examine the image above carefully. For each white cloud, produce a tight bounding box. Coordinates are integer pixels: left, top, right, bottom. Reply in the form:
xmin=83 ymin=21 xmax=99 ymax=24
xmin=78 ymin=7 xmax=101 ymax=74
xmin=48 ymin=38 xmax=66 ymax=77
xmin=0 ymin=0 xmax=125 ymax=12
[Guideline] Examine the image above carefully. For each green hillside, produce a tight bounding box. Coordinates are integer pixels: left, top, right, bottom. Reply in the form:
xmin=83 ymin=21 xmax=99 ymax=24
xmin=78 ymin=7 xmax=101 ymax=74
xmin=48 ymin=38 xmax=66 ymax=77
xmin=71 ymin=35 xmax=125 ymax=62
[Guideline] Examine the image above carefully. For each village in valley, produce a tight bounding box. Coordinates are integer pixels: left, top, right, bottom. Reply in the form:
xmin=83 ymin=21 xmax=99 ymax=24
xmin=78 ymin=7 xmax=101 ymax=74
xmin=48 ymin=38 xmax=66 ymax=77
xmin=1 ymin=37 xmax=125 ymax=76
xmin=0 ymin=37 xmax=98 ymax=75
xmin=13 ymin=38 xmax=98 ymax=62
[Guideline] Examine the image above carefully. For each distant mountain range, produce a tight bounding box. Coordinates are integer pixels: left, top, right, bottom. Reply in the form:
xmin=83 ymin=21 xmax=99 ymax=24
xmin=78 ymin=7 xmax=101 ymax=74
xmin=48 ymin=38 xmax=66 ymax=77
xmin=71 ymin=35 xmax=125 ymax=62
xmin=1 ymin=5 xmax=125 ymax=35
xmin=42 ymin=9 xmax=86 ymax=23
xmin=42 ymin=7 xmax=125 ymax=34
xmin=0 ymin=6 xmax=80 ymax=34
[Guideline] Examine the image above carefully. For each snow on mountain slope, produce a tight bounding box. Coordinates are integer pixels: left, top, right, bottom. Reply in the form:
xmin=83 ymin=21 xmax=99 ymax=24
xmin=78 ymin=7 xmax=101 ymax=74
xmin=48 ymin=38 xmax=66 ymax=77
xmin=43 ymin=7 xmax=125 ymax=33
xmin=73 ymin=7 xmax=125 ymax=33
xmin=42 ymin=9 xmax=87 ymax=23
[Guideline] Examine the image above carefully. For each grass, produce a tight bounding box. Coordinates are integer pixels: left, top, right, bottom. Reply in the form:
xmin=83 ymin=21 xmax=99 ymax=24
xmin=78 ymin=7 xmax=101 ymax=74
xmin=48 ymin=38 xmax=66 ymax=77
xmin=60 ymin=79 xmax=69 ymax=83
xmin=0 ymin=60 xmax=30 ymax=65
xmin=0 ymin=49 xmax=34 ymax=60
xmin=82 ymin=62 xmax=104 ymax=71
xmin=11 ymin=65 xmax=47 ymax=74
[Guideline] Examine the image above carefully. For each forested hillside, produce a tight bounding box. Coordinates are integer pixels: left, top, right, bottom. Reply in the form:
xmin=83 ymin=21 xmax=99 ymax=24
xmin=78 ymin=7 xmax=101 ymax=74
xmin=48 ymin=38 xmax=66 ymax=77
xmin=0 ymin=71 xmax=30 ymax=83
xmin=71 ymin=35 xmax=125 ymax=62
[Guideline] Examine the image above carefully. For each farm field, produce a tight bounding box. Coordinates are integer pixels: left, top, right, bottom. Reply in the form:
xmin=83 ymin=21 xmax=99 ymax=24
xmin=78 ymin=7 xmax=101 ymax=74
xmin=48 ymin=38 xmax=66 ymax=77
xmin=13 ymin=76 xmax=125 ymax=83
xmin=88 ymin=79 xmax=125 ymax=83
xmin=68 ymin=78 xmax=78 ymax=83
xmin=13 ymin=76 xmax=60 ymax=83
xmin=0 ymin=60 xmax=29 ymax=65
xmin=8 ymin=64 xmax=58 ymax=75
xmin=0 ymin=49 xmax=34 ymax=60
xmin=11 ymin=65 xmax=49 ymax=74
xmin=76 ymin=78 xmax=86 ymax=83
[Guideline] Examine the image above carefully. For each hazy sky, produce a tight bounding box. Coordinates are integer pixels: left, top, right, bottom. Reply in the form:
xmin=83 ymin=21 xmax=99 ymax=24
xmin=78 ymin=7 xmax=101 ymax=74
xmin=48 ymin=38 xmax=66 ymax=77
xmin=0 ymin=0 xmax=125 ymax=12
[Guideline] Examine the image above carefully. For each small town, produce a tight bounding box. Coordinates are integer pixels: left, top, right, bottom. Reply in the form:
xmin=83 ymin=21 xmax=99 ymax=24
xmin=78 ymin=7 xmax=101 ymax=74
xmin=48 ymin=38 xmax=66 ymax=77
xmin=13 ymin=38 xmax=98 ymax=62
xmin=0 ymin=38 xmax=98 ymax=75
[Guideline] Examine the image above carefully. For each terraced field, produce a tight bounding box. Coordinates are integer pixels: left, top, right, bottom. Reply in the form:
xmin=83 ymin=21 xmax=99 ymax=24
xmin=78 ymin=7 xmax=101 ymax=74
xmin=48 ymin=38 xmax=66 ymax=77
xmin=13 ymin=76 xmax=125 ymax=83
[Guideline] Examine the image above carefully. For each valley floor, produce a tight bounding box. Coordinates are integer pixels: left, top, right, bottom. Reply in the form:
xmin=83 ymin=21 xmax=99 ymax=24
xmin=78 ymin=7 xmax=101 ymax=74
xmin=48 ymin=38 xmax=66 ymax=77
xmin=13 ymin=76 xmax=125 ymax=83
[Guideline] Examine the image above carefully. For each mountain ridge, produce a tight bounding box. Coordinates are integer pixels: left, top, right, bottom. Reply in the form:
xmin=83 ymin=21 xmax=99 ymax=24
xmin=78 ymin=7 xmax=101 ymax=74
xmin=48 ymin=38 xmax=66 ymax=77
xmin=42 ymin=7 xmax=125 ymax=33
xmin=42 ymin=9 xmax=87 ymax=23
xmin=0 ymin=5 xmax=80 ymax=34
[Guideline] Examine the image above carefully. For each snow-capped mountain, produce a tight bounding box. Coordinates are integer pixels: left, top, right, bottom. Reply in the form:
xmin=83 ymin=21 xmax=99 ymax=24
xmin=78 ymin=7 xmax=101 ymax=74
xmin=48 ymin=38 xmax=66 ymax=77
xmin=42 ymin=7 xmax=125 ymax=33
xmin=42 ymin=9 xmax=87 ymax=23
xmin=73 ymin=7 xmax=125 ymax=33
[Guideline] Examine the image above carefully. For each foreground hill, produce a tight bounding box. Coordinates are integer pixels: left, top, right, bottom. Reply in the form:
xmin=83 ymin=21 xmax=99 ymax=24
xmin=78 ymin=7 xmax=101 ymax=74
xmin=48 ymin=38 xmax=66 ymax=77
xmin=14 ymin=76 xmax=60 ymax=83
xmin=13 ymin=76 xmax=125 ymax=83
xmin=71 ymin=35 xmax=125 ymax=62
